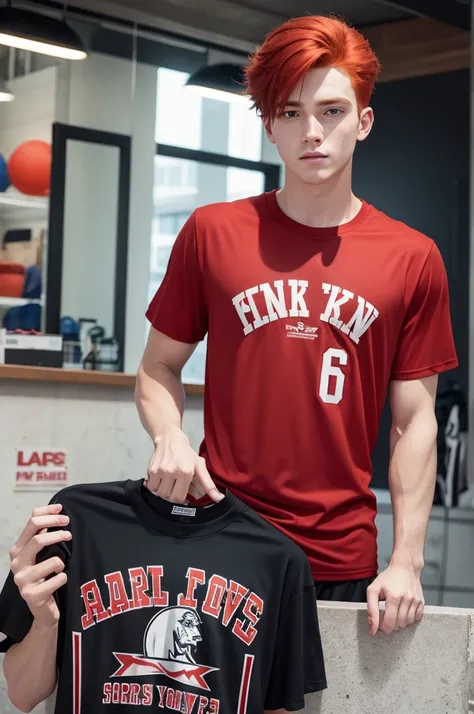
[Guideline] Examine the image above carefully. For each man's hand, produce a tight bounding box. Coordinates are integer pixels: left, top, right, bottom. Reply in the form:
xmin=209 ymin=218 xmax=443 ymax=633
xmin=367 ymin=561 xmax=424 ymax=636
xmin=10 ymin=504 xmax=72 ymax=630
xmin=146 ymin=425 xmax=224 ymax=504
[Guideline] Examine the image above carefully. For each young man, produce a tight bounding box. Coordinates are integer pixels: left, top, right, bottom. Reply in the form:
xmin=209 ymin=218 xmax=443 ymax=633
xmin=138 ymin=14 xmax=458 ymax=637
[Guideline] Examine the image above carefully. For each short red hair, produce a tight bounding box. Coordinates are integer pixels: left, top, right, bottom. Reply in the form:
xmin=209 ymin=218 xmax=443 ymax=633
xmin=245 ymin=15 xmax=381 ymax=121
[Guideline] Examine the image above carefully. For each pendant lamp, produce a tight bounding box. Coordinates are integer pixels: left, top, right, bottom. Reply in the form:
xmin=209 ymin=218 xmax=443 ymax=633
xmin=185 ymin=63 xmax=249 ymax=104
xmin=0 ymin=3 xmax=87 ymax=60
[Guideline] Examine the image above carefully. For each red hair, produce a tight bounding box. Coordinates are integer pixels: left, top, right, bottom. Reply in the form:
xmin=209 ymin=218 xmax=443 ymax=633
xmin=244 ymin=15 xmax=381 ymax=121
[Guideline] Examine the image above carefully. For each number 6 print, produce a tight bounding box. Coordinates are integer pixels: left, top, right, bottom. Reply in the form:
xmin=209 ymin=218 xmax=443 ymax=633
xmin=319 ymin=348 xmax=348 ymax=405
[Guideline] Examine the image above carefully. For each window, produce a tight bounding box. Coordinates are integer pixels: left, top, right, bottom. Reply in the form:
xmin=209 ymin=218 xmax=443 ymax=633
xmin=149 ymin=66 xmax=279 ymax=384
xmin=158 ymin=212 xmax=190 ymax=234
xmin=155 ymin=68 xmax=202 ymax=150
xmin=156 ymin=67 xmax=262 ymax=159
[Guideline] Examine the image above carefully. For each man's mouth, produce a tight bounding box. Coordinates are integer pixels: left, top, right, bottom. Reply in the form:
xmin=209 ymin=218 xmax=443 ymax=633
xmin=300 ymin=152 xmax=328 ymax=161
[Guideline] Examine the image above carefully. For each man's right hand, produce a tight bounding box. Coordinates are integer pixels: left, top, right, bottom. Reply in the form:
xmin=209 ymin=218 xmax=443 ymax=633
xmin=146 ymin=425 xmax=223 ymax=504
xmin=9 ymin=504 xmax=72 ymax=630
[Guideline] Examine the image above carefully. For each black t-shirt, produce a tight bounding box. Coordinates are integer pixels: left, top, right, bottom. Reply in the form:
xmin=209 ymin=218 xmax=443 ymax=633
xmin=0 ymin=480 xmax=326 ymax=713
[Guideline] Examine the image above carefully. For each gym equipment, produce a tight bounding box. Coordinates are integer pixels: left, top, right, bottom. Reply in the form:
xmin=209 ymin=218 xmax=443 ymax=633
xmin=0 ymin=260 xmax=25 ymax=297
xmin=8 ymin=140 xmax=51 ymax=196
xmin=0 ymin=154 xmax=10 ymax=192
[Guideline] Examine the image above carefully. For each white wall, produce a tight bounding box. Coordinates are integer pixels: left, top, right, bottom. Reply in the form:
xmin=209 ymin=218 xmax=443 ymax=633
xmin=0 ymin=66 xmax=57 ymax=156
xmin=62 ymin=53 xmax=157 ymax=372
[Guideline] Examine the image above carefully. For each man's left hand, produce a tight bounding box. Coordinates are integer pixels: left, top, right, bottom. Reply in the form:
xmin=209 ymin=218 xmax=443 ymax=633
xmin=367 ymin=563 xmax=424 ymax=637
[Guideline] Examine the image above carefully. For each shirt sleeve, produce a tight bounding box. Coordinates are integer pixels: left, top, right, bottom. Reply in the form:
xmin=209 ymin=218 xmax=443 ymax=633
xmin=264 ymin=584 xmax=327 ymax=712
xmin=391 ymin=241 xmax=459 ymax=380
xmin=0 ymin=569 xmax=34 ymax=652
xmin=146 ymin=211 xmax=208 ymax=344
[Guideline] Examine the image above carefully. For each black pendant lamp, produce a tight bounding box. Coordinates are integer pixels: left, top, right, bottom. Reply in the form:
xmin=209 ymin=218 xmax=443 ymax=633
xmin=0 ymin=2 xmax=87 ymax=60
xmin=185 ymin=63 xmax=248 ymax=104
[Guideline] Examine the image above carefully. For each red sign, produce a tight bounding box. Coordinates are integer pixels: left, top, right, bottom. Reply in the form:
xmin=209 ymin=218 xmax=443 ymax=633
xmin=15 ymin=448 xmax=68 ymax=491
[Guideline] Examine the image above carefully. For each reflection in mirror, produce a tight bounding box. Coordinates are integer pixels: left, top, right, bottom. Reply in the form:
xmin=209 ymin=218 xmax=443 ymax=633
xmin=61 ymin=139 xmax=119 ymax=371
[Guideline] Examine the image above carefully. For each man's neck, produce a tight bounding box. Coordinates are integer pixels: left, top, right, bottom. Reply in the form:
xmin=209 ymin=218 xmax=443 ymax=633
xmin=276 ymin=169 xmax=361 ymax=229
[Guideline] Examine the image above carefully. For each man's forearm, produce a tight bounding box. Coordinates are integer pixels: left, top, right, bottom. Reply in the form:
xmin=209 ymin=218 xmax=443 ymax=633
xmin=388 ymin=412 xmax=438 ymax=570
xmin=135 ymin=362 xmax=185 ymax=443
xmin=3 ymin=621 xmax=58 ymax=712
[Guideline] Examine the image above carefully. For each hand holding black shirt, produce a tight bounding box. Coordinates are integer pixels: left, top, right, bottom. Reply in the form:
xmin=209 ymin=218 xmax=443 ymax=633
xmin=0 ymin=479 xmax=327 ymax=713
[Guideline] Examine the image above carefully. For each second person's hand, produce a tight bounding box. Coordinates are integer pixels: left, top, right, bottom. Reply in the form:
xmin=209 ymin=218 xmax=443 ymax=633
xmin=9 ymin=504 xmax=72 ymax=631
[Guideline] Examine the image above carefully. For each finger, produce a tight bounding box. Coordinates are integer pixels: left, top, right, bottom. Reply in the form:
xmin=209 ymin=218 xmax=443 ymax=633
xmin=366 ymin=584 xmax=381 ymax=637
xmin=33 ymin=555 xmax=66 ymax=583
xmin=145 ymin=460 xmax=162 ymax=490
xmin=406 ymin=600 xmax=419 ymax=626
xmin=11 ymin=530 xmax=72 ymax=572
xmin=14 ymin=506 xmax=65 ymax=551
xmin=194 ymin=459 xmax=224 ymax=503
xmin=32 ymin=504 xmax=63 ymax=518
xmin=414 ymin=600 xmax=425 ymax=622
xmin=156 ymin=474 xmax=178 ymax=500
xmin=14 ymin=556 xmax=65 ymax=589
xmin=395 ymin=596 xmax=412 ymax=630
xmin=23 ymin=572 xmax=67 ymax=604
xmin=380 ymin=596 xmax=401 ymax=634
xmin=144 ymin=472 xmax=161 ymax=493
xmin=169 ymin=475 xmax=192 ymax=504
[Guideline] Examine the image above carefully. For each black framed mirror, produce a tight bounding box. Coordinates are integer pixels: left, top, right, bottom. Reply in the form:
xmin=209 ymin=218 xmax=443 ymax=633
xmin=45 ymin=122 xmax=131 ymax=372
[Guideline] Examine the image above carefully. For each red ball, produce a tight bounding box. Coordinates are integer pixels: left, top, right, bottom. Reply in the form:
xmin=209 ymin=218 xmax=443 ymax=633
xmin=8 ymin=140 xmax=51 ymax=196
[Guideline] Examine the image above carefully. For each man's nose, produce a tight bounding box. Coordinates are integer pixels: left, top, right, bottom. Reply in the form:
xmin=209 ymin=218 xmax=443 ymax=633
xmin=302 ymin=116 xmax=323 ymax=144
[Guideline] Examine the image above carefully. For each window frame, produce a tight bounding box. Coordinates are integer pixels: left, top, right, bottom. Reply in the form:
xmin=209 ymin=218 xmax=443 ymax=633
xmin=156 ymin=143 xmax=281 ymax=187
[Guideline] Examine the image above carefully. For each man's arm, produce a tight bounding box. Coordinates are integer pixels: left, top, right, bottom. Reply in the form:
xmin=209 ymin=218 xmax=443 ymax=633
xmin=135 ymin=326 xmax=197 ymax=442
xmin=3 ymin=622 xmax=58 ymax=712
xmin=389 ymin=375 xmax=438 ymax=571
xmin=367 ymin=375 xmax=438 ymax=636
xmin=134 ymin=327 xmax=221 ymax=502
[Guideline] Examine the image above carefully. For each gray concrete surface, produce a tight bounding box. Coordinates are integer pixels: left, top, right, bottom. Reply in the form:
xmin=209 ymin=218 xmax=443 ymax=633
xmin=307 ymin=602 xmax=474 ymax=714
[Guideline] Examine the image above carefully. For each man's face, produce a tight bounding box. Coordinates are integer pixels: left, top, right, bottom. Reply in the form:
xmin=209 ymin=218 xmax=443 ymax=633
xmin=266 ymin=66 xmax=373 ymax=186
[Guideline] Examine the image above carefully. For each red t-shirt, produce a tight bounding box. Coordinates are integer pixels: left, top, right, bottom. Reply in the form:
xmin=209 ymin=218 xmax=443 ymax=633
xmin=146 ymin=191 xmax=458 ymax=580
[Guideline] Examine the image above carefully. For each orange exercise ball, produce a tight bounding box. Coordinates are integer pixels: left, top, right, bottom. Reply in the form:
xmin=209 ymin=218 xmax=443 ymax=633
xmin=8 ymin=140 xmax=52 ymax=196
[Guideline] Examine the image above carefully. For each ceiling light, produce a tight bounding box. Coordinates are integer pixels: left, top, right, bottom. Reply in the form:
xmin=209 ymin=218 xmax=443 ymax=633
xmin=185 ymin=63 xmax=249 ymax=105
xmin=0 ymin=79 xmax=14 ymax=102
xmin=0 ymin=6 xmax=87 ymax=61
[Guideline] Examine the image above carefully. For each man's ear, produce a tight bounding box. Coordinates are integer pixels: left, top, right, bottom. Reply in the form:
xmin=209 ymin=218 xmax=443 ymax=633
xmin=357 ymin=107 xmax=374 ymax=143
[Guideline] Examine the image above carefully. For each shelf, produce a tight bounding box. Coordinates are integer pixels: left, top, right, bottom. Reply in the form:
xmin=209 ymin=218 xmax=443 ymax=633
xmin=0 ymin=193 xmax=49 ymax=211
xmin=0 ymin=192 xmax=48 ymax=223
xmin=0 ymin=296 xmax=43 ymax=308
xmin=0 ymin=363 xmax=205 ymax=395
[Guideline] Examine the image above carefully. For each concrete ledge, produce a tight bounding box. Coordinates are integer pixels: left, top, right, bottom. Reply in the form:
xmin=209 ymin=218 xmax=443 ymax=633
xmin=308 ymin=602 xmax=474 ymax=714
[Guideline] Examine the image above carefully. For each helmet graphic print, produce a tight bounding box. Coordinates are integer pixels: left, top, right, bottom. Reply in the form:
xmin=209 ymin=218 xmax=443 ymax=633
xmin=144 ymin=607 xmax=203 ymax=664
